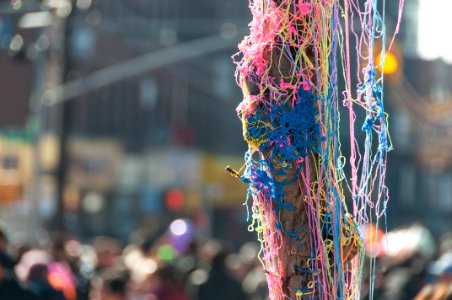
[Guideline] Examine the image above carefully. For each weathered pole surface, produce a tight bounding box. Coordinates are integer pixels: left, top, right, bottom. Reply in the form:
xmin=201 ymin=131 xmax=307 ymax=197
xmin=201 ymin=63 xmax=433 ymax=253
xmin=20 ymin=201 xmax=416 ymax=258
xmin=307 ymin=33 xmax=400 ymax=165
xmin=232 ymin=1 xmax=361 ymax=299
xmin=242 ymin=51 xmax=360 ymax=299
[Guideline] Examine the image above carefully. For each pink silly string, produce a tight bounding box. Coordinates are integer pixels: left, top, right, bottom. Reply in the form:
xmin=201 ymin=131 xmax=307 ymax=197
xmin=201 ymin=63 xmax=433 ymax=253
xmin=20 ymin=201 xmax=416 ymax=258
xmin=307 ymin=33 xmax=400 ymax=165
xmin=235 ymin=0 xmax=404 ymax=299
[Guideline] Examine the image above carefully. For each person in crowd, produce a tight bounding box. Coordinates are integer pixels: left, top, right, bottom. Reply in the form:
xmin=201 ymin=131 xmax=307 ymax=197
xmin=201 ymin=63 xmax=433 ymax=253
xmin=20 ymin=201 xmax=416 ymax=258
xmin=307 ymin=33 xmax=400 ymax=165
xmin=414 ymin=264 xmax=452 ymax=300
xmin=148 ymin=265 xmax=189 ymax=300
xmin=91 ymin=270 xmax=129 ymax=300
xmin=93 ymin=236 xmax=123 ymax=272
xmin=0 ymin=227 xmax=15 ymax=271
xmin=198 ymin=250 xmax=248 ymax=300
xmin=48 ymin=236 xmax=77 ymax=300
xmin=0 ymin=251 xmax=40 ymax=300
xmin=26 ymin=263 xmax=67 ymax=300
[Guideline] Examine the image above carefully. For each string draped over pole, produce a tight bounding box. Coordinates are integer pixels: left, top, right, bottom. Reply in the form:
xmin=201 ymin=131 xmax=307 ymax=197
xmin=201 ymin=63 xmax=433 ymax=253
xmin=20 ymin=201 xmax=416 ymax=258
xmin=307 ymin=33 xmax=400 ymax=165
xmin=230 ymin=0 xmax=404 ymax=299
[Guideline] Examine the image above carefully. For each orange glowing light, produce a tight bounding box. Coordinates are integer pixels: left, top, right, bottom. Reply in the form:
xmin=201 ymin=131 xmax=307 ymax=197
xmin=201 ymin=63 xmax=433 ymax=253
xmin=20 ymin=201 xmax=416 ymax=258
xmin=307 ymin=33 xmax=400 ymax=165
xmin=376 ymin=52 xmax=398 ymax=75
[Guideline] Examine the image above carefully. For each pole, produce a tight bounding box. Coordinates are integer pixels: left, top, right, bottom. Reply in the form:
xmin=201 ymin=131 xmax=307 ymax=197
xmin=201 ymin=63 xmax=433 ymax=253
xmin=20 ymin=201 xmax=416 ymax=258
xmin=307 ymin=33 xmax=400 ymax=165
xmin=53 ymin=0 xmax=76 ymax=232
xmin=234 ymin=1 xmax=361 ymax=299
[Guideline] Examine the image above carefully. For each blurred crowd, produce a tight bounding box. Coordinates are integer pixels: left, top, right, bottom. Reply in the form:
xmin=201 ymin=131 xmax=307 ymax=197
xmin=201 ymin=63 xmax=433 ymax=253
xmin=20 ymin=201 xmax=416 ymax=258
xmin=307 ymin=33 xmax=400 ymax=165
xmin=0 ymin=218 xmax=265 ymax=300
xmin=0 ymin=221 xmax=451 ymax=300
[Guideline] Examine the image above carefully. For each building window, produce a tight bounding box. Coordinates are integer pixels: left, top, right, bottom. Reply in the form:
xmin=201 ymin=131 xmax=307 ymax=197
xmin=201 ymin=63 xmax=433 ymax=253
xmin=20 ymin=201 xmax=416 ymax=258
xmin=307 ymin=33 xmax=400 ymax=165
xmin=438 ymin=173 xmax=452 ymax=212
xmin=417 ymin=0 xmax=452 ymax=63
xmin=398 ymin=163 xmax=415 ymax=208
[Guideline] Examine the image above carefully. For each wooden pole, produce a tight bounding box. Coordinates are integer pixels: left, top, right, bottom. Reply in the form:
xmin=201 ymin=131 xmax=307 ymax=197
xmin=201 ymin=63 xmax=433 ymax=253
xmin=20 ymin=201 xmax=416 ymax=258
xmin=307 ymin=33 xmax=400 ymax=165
xmin=232 ymin=1 xmax=361 ymax=298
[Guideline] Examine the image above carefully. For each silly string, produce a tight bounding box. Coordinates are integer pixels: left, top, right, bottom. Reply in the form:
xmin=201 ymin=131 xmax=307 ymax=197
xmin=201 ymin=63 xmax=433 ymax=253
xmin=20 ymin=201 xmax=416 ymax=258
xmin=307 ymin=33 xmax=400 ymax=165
xmin=232 ymin=0 xmax=404 ymax=299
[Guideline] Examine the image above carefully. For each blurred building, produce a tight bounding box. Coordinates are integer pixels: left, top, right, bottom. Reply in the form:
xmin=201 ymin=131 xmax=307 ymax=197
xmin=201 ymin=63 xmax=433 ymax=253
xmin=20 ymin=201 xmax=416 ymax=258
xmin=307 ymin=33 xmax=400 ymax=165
xmin=383 ymin=0 xmax=452 ymax=235
xmin=36 ymin=0 xmax=252 ymax=243
xmin=0 ymin=0 xmax=451 ymax=243
xmin=0 ymin=0 xmax=55 ymax=235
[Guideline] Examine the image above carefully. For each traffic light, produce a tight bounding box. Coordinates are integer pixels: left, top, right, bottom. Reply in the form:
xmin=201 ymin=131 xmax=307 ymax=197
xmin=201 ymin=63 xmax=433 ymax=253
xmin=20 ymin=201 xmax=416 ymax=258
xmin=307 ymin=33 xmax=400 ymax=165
xmin=165 ymin=188 xmax=185 ymax=213
xmin=376 ymin=51 xmax=398 ymax=75
xmin=374 ymin=40 xmax=403 ymax=86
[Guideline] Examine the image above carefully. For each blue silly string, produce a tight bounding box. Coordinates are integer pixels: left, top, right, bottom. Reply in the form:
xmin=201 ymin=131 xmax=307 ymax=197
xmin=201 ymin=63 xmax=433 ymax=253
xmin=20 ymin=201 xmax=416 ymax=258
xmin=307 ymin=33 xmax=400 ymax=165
xmin=243 ymin=87 xmax=321 ymax=211
xmin=233 ymin=0 xmax=404 ymax=298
